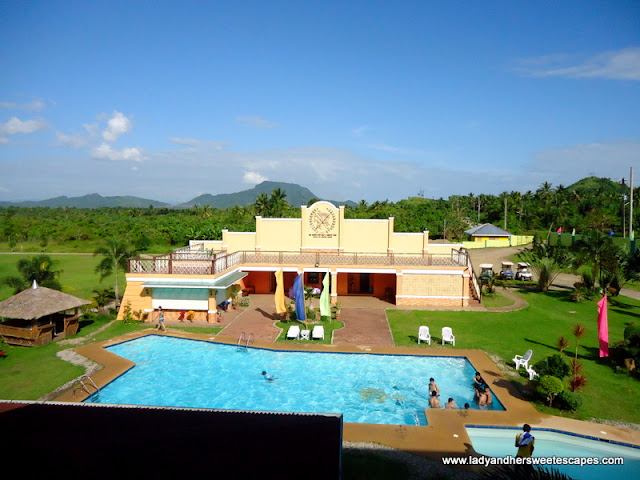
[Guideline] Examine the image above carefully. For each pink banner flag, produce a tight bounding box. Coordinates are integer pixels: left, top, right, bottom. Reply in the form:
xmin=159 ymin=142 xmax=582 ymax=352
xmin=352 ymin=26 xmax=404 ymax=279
xmin=597 ymin=295 xmax=609 ymax=358
xmin=557 ymin=227 xmax=562 ymax=233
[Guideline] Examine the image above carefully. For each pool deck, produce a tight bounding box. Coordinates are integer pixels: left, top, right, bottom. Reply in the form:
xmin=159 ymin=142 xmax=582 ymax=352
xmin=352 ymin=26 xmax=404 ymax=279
xmin=54 ymin=325 xmax=640 ymax=462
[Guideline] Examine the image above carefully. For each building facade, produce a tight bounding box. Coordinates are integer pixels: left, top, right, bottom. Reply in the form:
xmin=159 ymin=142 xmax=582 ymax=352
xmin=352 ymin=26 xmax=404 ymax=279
xmin=119 ymin=201 xmax=480 ymax=320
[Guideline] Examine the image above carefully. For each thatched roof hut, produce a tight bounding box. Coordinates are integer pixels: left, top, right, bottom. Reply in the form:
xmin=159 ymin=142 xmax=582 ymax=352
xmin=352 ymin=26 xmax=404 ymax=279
xmin=0 ymin=281 xmax=90 ymax=346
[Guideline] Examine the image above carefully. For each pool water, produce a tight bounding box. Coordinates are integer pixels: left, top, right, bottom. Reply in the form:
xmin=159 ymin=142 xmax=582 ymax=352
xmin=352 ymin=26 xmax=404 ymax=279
xmin=467 ymin=427 xmax=640 ymax=480
xmin=87 ymin=335 xmax=504 ymax=425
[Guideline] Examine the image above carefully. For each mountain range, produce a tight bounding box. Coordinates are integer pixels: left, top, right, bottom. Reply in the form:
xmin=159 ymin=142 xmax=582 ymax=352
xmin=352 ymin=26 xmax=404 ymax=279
xmin=0 ymin=181 xmax=354 ymax=209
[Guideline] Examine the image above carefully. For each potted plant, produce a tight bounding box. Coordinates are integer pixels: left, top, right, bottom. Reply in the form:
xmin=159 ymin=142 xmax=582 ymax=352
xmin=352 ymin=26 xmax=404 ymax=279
xmin=230 ymin=285 xmax=241 ymax=309
xmin=285 ymin=302 xmax=294 ymax=321
xmin=333 ymin=302 xmax=342 ymax=320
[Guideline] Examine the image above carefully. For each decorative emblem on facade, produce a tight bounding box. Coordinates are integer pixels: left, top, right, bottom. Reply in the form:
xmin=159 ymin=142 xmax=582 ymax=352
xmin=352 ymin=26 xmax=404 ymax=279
xmin=309 ymin=206 xmax=337 ymax=234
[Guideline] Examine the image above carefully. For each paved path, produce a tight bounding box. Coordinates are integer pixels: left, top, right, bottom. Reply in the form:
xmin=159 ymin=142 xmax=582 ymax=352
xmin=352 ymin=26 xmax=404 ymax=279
xmin=332 ymin=308 xmax=394 ymax=347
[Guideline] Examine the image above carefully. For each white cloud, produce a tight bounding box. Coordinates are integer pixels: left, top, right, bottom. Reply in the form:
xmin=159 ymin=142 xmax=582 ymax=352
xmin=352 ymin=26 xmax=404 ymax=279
xmin=0 ymin=116 xmax=48 ymax=136
xmin=92 ymin=143 xmax=144 ymax=162
xmin=243 ymin=171 xmax=268 ymax=184
xmin=351 ymin=125 xmax=369 ymax=138
xmin=102 ymin=111 xmax=133 ymax=142
xmin=169 ymin=137 xmax=228 ymax=151
xmin=518 ymin=47 xmax=640 ymax=80
xmin=529 ymin=141 xmax=640 ymax=183
xmin=236 ymin=115 xmax=278 ymax=129
xmin=56 ymin=131 xmax=89 ymax=148
xmin=0 ymin=99 xmax=46 ymax=111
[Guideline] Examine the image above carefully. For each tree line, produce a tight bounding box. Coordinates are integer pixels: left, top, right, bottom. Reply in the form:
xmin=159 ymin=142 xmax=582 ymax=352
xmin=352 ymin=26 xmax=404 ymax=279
xmin=0 ymin=177 xmax=638 ymax=251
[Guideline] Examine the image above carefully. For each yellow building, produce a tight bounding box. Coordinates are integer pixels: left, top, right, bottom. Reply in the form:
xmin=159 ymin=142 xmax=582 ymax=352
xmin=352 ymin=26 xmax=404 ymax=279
xmin=120 ymin=201 xmax=480 ymax=320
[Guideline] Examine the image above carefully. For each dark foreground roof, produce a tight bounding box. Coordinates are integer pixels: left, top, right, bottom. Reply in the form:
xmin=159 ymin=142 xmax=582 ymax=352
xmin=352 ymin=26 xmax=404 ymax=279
xmin=1 ymin=401 xmax=342 ymax=479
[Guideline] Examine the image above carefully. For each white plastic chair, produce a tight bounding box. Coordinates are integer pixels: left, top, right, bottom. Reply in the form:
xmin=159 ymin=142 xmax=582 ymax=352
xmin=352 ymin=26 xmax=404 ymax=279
xmin=286 ymin=325 xmax=300 ymax=340
xmin=442 ymin=327 xmax=455 ymax=346
xmin=300 ymin=329 xmax=310 ymax=340
xmin=312 ymin=325 xmax=324 ymax=340
xmin=526 ymin=365 xmax=539 ymax=381
xmin=418 ymin=326 xmax=431 ymax=345
xmin=513 ymin=349 xmax=533 ymax=370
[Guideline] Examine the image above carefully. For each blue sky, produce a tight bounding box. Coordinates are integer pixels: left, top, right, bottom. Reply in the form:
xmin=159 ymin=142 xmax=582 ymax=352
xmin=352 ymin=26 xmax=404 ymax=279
xmin=1 ymin=1 xmax=638 ymax=203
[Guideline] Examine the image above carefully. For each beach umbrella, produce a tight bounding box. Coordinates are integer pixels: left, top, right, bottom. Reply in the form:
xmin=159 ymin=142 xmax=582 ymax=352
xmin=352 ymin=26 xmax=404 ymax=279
xmin=319 ymin=271 xmax=331 ymax=318
xmin=274 ymin=269 xmax=286 ymax=314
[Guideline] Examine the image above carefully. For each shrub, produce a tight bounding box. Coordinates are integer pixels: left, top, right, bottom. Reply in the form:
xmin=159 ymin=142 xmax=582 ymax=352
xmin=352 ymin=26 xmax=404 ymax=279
xmin=537 ymin=375 xmax=564 ymax=407
xmin=556 ymin=390 xmax=583 ymax=411
xmin=568 ymin=374 xmax=588 ymax=392
xmin=533 ymin=354 xmax=570 ymax=379
xmin=624 ymin=325 xmax=640 ymax=343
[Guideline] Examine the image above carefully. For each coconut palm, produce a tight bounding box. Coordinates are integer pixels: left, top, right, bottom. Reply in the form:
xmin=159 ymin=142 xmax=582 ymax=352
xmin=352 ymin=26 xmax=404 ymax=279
xmin=1 ymin=254 xmax=63 ymax=293
xmin=94 ymin=239 xmax=137 ymax=307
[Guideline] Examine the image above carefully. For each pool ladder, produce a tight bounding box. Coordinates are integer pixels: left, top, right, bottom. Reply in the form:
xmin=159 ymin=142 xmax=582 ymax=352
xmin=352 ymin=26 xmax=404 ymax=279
xmin=72 ymin=375 xmax=100 ymax=400
xmin=237 ymin=332 xmax=254 ymax=348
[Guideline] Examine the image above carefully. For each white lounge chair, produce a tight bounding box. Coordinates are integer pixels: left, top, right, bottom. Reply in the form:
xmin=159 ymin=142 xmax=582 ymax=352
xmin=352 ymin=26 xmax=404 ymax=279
xmin=526 ymin=365 xmax=539 ymax=381
xmin=286 ymin=325 xmax=300 ymax=340
xmin=513 ymin=349 xmax=533 ymax=370
xmin=418 ymin=326 xmax=431 ymax=345
xmin=442 ymin=327 xmax=455 ymax=346
xmin=312 ymin=325 xmax=325 ymax=340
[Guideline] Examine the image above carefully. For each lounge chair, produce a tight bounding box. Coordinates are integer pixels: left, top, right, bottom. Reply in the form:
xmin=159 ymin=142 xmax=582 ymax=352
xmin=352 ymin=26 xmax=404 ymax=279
xmin=286 ymin=325 xmax=300 ymax=340
xmin=418 ymin=326 xmax=431 ymax=345
xmin=513 ymin=349 xmax=533 ymax=370
xmin=442 ymin=327 xmax=455 ymax=346
xmin=312 ymin=325 xmax=325 ymax=340
xmin=526 ymin=365 xmax=539 ymax=381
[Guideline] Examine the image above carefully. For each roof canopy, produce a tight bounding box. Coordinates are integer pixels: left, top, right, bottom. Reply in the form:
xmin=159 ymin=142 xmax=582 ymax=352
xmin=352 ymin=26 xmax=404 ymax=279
xmin=0 ymin=283 xmax=90 ymax=320
xmin=142 ymin=270 xmax=248 ymax=290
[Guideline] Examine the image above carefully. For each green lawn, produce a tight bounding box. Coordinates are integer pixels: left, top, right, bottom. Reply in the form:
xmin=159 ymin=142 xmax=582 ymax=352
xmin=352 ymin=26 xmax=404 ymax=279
xmin=0 ymin=253 xmax=124 ymax=302
xmin=387 ymin=290 xmax=640 ymax=424
xmin=275 ymin=319 xmax=344 ymax=344
xmin=481 ymin=290 xmax=515 ymax=308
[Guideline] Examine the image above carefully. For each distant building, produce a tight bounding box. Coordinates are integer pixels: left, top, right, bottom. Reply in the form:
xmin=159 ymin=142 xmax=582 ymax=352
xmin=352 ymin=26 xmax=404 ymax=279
xmin=464 ymin=224 xmax=513 ymax=242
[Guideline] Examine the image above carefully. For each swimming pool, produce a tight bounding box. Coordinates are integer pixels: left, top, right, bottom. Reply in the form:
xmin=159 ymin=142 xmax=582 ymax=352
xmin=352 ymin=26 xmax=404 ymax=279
xmin=467 ymin=426 xmax=640 ymax=480
xmin=87 ymin=335 xmax=504 ymax=425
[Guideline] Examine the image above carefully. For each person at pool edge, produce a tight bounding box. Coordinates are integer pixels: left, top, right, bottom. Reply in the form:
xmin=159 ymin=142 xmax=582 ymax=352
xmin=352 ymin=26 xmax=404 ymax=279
xmin=155 ymin=306 xmax=166 ymax=332
xmin=262 ymin=371 xmax=275 ymax=381
xmin=515 ymin=424 xmax=535 ymax=458
xmin=445 ymin=398 xmax=455 ymax=409
xmin=429 ymin=390 xmax=441 ymax=408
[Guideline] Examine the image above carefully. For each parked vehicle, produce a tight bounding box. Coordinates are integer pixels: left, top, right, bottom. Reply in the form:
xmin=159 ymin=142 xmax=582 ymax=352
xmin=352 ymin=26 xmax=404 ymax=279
xmin=479 ymin=264 xmax=494 ymax=282
xmin=516 ymin=262 xmax=533 ymax=281
xmin=500 ymin=261 xmax=515 ymax=279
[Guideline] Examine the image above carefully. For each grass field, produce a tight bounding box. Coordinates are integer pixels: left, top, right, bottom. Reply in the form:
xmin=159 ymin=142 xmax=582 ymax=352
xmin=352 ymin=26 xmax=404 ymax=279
xmin=0 ymin=253 xmax=125 ymax=302
xmin=388 ymin=289 xmax=640 ymax=424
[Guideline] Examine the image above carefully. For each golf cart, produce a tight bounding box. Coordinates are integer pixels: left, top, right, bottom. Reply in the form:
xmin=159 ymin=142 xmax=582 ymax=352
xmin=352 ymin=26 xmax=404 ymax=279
xmin=479 ymin=264 xmax=494 ymax=282
xmin=516 ymin=262 xmax=533 ymax=281
xmin=500 ymin=261 xmax=515 ymax=280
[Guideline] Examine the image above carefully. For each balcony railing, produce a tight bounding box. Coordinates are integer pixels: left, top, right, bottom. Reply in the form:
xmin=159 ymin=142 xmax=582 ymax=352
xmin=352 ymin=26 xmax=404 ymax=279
xmin=128 ymin=249 xmax=468 ymax=275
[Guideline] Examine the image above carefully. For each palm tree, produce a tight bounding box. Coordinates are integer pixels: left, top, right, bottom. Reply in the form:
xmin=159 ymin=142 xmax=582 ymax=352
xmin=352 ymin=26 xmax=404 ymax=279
xmin=269 ymin=188 xmax=288 ymax=217
xmin=1 ymin=254 xmax=63 ymax=293
xmin=94 ymin=239 xmax=137 ymax=307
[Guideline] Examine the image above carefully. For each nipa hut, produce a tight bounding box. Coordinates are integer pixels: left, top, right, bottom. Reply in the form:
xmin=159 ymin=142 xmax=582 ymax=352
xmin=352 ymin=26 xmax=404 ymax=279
xmin=0 ymin=281 xmax=90 ymax=347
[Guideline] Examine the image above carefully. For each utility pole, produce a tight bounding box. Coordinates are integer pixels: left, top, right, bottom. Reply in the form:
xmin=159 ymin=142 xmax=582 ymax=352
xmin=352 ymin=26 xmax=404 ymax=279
xmin=631 ymin=167 xmax=634 ymax=238
xmin=504 ymin=194 xmax=508 ymax=230
xmin=622 ymin=178 xmax=627 ymax=237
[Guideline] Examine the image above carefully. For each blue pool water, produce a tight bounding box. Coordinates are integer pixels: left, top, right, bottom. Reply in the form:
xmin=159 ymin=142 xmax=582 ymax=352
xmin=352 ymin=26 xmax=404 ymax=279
xmin=87 ymin=335 xmax=504 ymax=425
xmin=467 ymin=427 xmax=640 ymax=480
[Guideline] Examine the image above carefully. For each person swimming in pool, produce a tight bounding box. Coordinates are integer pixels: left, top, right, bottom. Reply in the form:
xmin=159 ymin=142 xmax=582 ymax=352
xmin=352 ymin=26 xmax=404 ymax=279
xmin=429 ymin=390 xmax=441 ymax=408
xmin=262 ymin=371 xmax=275 ymax=381
xmin=445 ymin=398 xmax=456 ymax=409
xmin=428 ymin=378 xmax=440 ymax=396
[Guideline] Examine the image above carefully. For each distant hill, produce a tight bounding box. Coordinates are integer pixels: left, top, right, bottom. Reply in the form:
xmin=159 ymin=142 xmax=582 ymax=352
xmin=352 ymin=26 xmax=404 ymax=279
xmin=177 ymin=181 xmax=354 ymax=208
xmin=0 ymin=182 xmax=354 ymax=209
xmin=0 ymin=193 xmax=169 ymax=208
xmin=567 ymin=176 xmax=624 ymax=196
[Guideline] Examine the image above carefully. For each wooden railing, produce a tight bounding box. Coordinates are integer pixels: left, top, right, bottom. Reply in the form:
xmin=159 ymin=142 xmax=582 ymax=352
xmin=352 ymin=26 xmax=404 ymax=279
xmin=128 ymin=249 xmax=467 ymax=275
